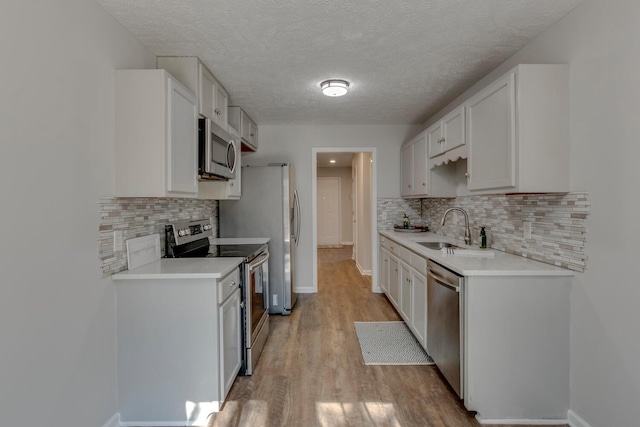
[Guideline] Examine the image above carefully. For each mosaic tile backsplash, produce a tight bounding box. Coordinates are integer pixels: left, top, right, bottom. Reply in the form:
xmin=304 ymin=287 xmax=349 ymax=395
xmin=99 ymin=197 xmax=218 ymax=277
xmin=378 ymin=193 xmax=589 ymax=272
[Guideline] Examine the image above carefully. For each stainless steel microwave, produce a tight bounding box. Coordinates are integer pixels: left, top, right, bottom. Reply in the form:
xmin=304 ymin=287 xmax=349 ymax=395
xmin=198 ymin=118 xmax=237 ymax=180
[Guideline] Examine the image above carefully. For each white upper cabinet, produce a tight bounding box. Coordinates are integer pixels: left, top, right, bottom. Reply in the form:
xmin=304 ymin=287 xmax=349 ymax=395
xmin=466 ymin=72 xmax=515 ymax=191
xmin=157 ymin=56 xmax=229 ymax=131
xmin=428 ymin=105 xmax=465 ymax=159
xmin=401 ymin=131 xmax=428 ymax=198
xmin=466 ymin=65 xmax=570 ymax=194
xmin=228 ymin=106 xmax=258 ymax=152
xmin=115 ymin=70 xmax=198 ymax=198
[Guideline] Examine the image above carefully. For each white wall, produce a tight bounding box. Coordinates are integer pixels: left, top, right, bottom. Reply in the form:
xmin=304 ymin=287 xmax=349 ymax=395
xmin=317 ymin=167 xmax=353 ymax=244
xmin=353 ymin=153 xmax=373 ymax=274
xmin=246 ymin=125 xmax=418 ymax=291
xmin=426 ymin=1 xmax=639 ymax=425
xmin=0 ymin=1 xmax=155 ymax=426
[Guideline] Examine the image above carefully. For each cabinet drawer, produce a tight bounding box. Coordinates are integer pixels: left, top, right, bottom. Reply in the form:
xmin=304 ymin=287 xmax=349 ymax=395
xmin=380 ymin=237 xmax=399 ymax=256
xmin=218 ymin=268 xmax=240 ymax=303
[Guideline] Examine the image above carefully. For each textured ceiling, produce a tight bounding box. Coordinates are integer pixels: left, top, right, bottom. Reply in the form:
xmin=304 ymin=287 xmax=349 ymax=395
xmin=97 ymin=0 xmax=581 ymax=125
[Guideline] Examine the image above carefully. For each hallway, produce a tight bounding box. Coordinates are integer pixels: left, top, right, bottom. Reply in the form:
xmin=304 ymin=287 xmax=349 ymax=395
xmin=208 ymin=247 xmax=562 ymax=427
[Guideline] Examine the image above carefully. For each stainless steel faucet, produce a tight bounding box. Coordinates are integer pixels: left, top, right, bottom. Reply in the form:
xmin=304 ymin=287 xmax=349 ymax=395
xmin=441 ymin=207 xmax=472 ymax=246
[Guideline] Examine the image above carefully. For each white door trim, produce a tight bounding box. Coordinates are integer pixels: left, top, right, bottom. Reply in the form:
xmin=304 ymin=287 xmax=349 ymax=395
xmin=312 ymin=147 xmax=378 ymax=293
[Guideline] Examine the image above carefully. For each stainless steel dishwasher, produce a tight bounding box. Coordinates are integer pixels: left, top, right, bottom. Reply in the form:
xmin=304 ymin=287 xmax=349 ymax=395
xmin=427 ymin=260 xmax=464 ymax=398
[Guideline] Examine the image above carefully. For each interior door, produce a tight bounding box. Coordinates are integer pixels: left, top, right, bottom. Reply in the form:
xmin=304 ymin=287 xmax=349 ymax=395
xmin=317 ymin=177 xmax=341 ymax=246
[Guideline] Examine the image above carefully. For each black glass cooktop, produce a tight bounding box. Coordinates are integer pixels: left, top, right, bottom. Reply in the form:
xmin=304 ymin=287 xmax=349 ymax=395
xmin=207 ymin=244 xmax=267 ymax=260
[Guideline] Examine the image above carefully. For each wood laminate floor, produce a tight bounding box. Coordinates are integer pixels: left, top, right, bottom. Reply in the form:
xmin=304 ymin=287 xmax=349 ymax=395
xmin=208 ymin=246 xmax=567 ymax=427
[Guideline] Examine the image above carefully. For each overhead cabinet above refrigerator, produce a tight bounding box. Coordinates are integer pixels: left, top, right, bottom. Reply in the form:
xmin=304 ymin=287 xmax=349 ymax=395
xmin=228 ymin=106 xmax=258 ymax=152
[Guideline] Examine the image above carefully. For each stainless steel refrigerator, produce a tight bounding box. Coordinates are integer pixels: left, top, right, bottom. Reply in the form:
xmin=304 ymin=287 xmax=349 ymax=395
xmin=219 ymin=164 xmax=300 ymax=314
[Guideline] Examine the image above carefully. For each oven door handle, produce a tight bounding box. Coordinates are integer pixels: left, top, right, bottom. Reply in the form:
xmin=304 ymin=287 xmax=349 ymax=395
xmin=248 ymin=251 xmax=270 ymax=270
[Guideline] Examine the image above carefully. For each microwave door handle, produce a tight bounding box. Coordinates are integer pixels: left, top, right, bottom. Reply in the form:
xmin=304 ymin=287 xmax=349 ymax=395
xmin=204 ymin=119 xmax=213 ymax=169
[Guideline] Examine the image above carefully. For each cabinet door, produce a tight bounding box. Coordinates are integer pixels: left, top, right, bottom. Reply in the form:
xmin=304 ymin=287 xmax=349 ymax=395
xmin=400 ymin=263 xmax=412 ymax=322
xmin=167 ymin=77 xmax=198 ymax=194
xmin=213 ymin=83 xmax=228 ymax=129
xmin=198 ymin=63 xmax=216 ymax=119
xmin=248 ymin=120 xmax=258 ymax=149
xmin=241 ymin=114 xmax=258 ymax=150
xmin=219 ymin=288 xmax=241 ymax=399
xmin=411 ymin=271 xmax=427 ymax=348
xmin=388 ymin=256 xmax=400 ymax=308
xmin=412 ymin=136 xmax=428 ymax=196
xmin=379 ymin=249 xmax=390 ymax=293
xmin=442 ymin=105 xmax=465 ymax=153
xmin=427 ymin=120 xmax=443 ymax=158
xmin=467 ymin=72 xmax=516 ymax=191
xmin=400 ymin=144 xmax=414 ymax=196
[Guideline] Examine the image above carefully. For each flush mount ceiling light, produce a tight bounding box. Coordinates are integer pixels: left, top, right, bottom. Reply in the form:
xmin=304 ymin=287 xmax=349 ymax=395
xmin=329 ymin=159 xmax=336 ymax=164
xmin=321 ymin=79 xmax=350 ymax=97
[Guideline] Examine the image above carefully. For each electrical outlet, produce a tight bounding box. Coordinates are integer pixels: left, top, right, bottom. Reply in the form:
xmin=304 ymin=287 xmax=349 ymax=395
xmin=113 ymin=230 xmax=124 ymax=252
xmin=523 ymin=221 xmax=532 ymax=239
xmin=272 ymin=294 xmax=278 ymax=306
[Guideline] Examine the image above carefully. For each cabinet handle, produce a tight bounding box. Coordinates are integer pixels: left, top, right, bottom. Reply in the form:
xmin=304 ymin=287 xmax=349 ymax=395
xmin=229 ymin=281 xmax=236 ymax=287
xmin=465 ymin=172 xmax=470 ymax=178
xmin=408 ymin=185 xmax=412 ymax=188
xmin=438 ymin=137 xmax=445 ymax=144
xmin=422 ymin=182 xmax=426 ymax=186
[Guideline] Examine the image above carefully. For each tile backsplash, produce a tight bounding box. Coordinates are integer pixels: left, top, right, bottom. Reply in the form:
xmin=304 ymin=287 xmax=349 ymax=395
xmin=378 ymin=193 xmax=589 ymax=272
xmin=98 ymin=197 xmax=218 ymax=277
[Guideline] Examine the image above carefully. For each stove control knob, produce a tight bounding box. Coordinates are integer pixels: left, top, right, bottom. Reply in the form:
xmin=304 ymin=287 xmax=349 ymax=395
xmin=178 ymin=230 xmax=184 ymax=237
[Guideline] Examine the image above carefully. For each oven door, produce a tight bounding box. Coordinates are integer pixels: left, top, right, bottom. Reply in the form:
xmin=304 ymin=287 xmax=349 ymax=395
xmin=243 ymin=250 xmax=270 ymax=375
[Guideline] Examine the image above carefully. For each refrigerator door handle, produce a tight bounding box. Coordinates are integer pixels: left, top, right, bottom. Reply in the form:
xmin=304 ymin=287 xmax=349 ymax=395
xmin=293 ymin=190 xmax=301 ymax=247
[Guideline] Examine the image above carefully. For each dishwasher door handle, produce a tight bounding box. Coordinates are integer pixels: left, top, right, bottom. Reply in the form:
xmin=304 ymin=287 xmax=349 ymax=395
xmin=428 ymin=269 xmax=460 ymax=292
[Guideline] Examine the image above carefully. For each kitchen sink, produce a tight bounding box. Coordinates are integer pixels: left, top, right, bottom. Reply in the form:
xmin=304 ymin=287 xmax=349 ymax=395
xmin=417 ymin=241 xmax=462 ymax=250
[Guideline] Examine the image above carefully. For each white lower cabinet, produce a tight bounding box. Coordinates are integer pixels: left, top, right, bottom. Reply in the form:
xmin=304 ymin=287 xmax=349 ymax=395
xmin=378 ymin=233 xmax=572 ymax=422
xmin=410 ymin=270 xmax=427 ymax=348
xmin=115 ymin=267 xmax=242 ymax=425
xmin=400 ymin=262 xmax=412 ymax=321
xmin=219 ymin=287 xmax=241 ymax=398
xmin=379 ymin=249 xmax=390 ymax=293
xmin=388 ymin=256 xmax=400 ymax=309
xmin=379 ymin=234 xmax=429 ymax=350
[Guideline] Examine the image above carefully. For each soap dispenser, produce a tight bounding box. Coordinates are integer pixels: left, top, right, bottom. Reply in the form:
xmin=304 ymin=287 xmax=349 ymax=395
xmin=480 ymin=226 xmax=487 ymax=249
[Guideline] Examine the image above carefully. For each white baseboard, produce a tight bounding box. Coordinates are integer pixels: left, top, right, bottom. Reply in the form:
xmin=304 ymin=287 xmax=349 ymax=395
xmin=295 ymin=286 xmax=316 ymax=294
xmin=102 ymin=413 xmax=120 ymax=427
xmin=568 ymin=410 xmax=593 ymax=427
xmin=355 ymin=261 xmax=371 ymax=276
xmin=476 ymin=416 xmax=568 ymax=425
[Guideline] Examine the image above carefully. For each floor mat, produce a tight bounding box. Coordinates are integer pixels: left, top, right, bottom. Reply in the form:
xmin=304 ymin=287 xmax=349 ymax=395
xmin=354 ymin=321 xmax=434 ymax=365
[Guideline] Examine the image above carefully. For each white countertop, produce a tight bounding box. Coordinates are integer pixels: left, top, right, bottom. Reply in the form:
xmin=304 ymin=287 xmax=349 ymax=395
xmin=112 ymin=257 xmax=244 ymax=280
xmin=379 ymin=230 xmax=574 ymax=277
xmin=210 ymin=237 xmax=270 ymax=244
